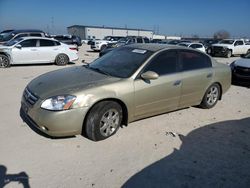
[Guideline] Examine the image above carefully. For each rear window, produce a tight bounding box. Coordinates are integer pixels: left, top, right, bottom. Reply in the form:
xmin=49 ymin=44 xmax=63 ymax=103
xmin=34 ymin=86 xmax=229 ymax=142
xmin=40 ymin=39 xmax=55 ymax=47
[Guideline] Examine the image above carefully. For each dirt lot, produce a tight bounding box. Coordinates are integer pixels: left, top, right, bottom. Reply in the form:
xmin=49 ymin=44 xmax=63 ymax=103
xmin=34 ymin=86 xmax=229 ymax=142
xmin=0 ymin=44 xmax=249 ymax=188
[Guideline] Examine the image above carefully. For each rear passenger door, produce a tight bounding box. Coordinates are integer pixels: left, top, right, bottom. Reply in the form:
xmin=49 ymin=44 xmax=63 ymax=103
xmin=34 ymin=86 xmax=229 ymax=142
xmin=37 ymin=39 xmax=60 ymax=63
xmin=178 ymin=50 xmax=213 ymax=108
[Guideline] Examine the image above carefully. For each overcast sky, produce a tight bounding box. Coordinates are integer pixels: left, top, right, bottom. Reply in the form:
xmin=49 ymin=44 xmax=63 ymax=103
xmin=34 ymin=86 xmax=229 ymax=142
xmin=0 ymin=0 xmax=249 ymax=38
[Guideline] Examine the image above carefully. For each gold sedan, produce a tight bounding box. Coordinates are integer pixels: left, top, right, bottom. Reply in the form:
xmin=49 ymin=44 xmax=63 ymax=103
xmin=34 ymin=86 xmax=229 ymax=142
xmin=20 ymin=44 xmax=231 ymax=141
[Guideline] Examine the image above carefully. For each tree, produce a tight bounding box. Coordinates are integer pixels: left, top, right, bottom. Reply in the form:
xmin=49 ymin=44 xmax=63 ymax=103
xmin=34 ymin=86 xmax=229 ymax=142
xmin=213 ymin=30 xmax=230 ymax=39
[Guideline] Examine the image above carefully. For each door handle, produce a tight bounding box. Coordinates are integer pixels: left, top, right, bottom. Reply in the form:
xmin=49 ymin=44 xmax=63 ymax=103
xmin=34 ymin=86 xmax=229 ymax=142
xmin=173 ymin=80 xmax=181 ymax=86
xmin=53 ymin=48 xmax=58 ymax=50
xmin=30 ymin=49 xmax=37 ymax=51
xmin=207 ymin=73 xmax=213 ymax=78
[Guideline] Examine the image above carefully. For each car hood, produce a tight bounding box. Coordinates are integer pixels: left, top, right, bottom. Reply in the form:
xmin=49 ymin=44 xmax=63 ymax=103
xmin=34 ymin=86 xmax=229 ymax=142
xmin=235 ymin=58 xmax=250 ymax=68
xmin=212 ymin=44 xmax=232 ymax=48
xmin=0 ymin=45 xmax=11 ymax=50
xmin=27 ymin=66 xmax=121 ymax=99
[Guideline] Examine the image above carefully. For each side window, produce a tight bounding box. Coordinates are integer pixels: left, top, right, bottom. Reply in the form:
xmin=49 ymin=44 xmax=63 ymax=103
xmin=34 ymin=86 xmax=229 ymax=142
xmin=17 ymin=33 xmax=29 ymax=38
xmin=137 ymin=38 xmax=143 ymax=43
xmin=40 ymin=39 xmax=55 ymax=47
xmin=144 ymin=38 xmax=150 ymax=43
xmin=30 ymin=33 xmax=42 ymax=37
xmin=54 ymin=41 xmax=61 ymax=46
xmin=235 ymin=40 xmax=243 ymax=46
xmin=19 ymin=39 xmax=37 ymax=47
xmin=144 ymin=51 xmax=178 ymax=76
xmin=180 ymin=50 xmax=211 ymax=71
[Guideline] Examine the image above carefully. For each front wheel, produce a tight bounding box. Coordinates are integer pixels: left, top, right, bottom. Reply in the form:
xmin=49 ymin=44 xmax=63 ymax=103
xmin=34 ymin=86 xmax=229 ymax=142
xmin=85 ymin=101 xmax=123 ymax=141
xmin=200 ymin=83 xmax=221 ymax=109
xmin=55 ymin=54 xmax=69 ymax=66
xmin=226 ymin=50 xmax=232 ymax=58
xmin=0 ymin=55 xmax=10 ymax=68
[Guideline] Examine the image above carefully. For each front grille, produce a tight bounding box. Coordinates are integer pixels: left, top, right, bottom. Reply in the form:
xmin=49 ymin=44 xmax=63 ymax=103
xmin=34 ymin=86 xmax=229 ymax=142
xmin=23 ymin=88 xmax=38 ymax=105
xmin=235 ymin=66 xmax=250 ymax=77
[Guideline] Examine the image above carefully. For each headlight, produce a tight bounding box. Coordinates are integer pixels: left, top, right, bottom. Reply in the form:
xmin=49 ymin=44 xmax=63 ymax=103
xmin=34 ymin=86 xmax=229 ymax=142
xmin=41 ymin=95 xmax=76 ymax=111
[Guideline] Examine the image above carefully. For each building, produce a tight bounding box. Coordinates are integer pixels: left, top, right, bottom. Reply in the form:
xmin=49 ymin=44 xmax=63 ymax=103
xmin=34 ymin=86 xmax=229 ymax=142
xmin=67 ymin=25 xmax=154 ymax=40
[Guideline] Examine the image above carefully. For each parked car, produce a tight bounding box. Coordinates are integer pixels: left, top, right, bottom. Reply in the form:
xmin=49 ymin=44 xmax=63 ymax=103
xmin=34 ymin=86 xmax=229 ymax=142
xmin=91 ymin=36 xmax=125 ymax=51
xmin=210 ymin=39 xmax=250 ymax=58
xmin=52 ymin=35 xmax=82 ymax=47
xmin=0 ymin=29 xmax=47 ymax=44
xmin=0 ymin=37 xmax=78 ymax=67
xmin=20 ymin=44 xmax=231 ymax=141
xmin=178 ymin=42 xmax=206 ymax=53
xmin=230 ymin=52 xmax=250 ymax=85
xmin=200 ymin=39 xmax=220 ymax=54
xmin=167 ymin=40 xmax=182 ymax=45
xmin=99 ymin=36 xmax=150 ymax=57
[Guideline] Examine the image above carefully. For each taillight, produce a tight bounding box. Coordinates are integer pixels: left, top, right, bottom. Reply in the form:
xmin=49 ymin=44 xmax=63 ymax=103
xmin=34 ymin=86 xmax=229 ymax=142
xmin=69 ymin=47 xmax=78 ymax=51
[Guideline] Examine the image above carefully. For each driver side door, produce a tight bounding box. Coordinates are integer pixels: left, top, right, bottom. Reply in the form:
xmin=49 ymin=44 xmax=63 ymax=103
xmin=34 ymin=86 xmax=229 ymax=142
xmin=134 ymin=50 xmax=181 ymax=119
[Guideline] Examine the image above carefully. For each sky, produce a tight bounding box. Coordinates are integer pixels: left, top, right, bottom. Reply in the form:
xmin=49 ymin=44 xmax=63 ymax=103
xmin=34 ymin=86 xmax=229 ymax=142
xmin=0 ymin=0 xmax=249 ymax=38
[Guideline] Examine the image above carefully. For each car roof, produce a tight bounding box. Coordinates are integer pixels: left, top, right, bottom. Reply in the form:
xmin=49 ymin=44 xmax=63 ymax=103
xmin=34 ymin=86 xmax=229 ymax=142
xmin=20 ymin=36 xmax=57 ymax=41
xmin=11 ymin=29 xmax=45 ymax=34
xmin=125 ymin=43 xmax=186 ymax=52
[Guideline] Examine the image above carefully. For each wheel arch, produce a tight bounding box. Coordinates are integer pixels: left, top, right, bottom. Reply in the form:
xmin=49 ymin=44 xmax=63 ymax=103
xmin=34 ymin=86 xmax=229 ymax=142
xmin=82 ymin=98 xmax=129 ymax=135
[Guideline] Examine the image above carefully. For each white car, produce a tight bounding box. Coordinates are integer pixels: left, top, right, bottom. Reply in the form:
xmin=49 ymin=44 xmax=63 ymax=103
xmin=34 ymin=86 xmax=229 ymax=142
xmin=0 ymin=37 xmax=78 ymax=68
xmin=178 ymin=42 xmax=206 ymax=53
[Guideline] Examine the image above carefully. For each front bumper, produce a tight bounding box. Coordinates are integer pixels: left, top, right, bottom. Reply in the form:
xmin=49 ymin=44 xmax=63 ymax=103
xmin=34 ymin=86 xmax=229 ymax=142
xmin=231 ymin=67 xmax=250 ymax=85
xmin=20 ymin=97 xmax=88 ymax=137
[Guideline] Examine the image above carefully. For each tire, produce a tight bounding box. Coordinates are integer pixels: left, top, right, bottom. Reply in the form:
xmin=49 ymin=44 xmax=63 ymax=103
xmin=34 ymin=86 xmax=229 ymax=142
xmin=0 ymin=54 xmax=10 ymax=68
xmin=200 ymin=83 xmax=221 ymax=109
xmin=55 ymin=54 xmax=69 ymax=66
xmin=246 ymin=49 xmax=250 ymax=55
xmin=100 ymin=45 xmax=107 ymax=52
xmin=226 ymin=50 xmax=232 ymax=58
xmin=85 ymin=101 xmax=123 ymax=141
xmin=207 ymin=48 xmax=211 ymax=54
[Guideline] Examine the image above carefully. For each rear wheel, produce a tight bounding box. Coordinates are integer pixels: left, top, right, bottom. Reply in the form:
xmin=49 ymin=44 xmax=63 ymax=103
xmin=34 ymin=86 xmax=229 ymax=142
xmin=0 ymin=54 xmax=10 ymax=68
xmin=200 ymin=83 xmax=221 ymax=109
xmin=85 ymin=101 xmax=123 ymax=141
xmin=55 ymin=54 xmax=69 ymax=66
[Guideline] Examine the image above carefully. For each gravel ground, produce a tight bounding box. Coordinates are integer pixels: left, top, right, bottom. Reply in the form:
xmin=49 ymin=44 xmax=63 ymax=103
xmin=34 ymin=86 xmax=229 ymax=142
xmin=0 ymin=44 xmax=249 ymax=188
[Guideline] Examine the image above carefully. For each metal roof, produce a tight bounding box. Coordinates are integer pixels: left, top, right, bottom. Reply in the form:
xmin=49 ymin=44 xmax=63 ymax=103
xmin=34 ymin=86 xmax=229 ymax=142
xmin=67 ymin=25 xmax=153 ymax=32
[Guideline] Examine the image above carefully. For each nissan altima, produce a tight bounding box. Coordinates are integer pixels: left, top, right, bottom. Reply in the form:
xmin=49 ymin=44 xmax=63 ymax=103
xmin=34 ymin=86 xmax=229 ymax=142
xmin=20 ymin=44 xmax=231 ymax=141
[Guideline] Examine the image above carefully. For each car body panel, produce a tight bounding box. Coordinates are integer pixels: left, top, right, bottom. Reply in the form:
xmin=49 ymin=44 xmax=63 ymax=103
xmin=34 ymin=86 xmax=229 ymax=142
xmin=20 ymin=44 xmax=231 ymax=137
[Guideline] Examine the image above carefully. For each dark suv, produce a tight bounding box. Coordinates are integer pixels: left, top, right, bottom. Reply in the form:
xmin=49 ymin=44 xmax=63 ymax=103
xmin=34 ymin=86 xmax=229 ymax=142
xmin=99 ymin=36 xmax=150 ymax=57
xmin=52 ymin=35 xmax=82 ymax=46
xmin=0 ymin=29 xmax=47 ymax=44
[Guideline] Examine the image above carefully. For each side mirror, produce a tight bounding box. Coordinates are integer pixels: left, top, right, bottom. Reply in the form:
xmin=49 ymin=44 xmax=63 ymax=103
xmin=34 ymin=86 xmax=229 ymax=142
xmin=141 ymin=71 xmax=159 ymax=80
xmin=15 ymin=44 xmax=22 ymax=49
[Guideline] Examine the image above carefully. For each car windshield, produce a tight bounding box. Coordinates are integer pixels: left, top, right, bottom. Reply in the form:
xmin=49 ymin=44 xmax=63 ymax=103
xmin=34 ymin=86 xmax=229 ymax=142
xmin=89 ymin=47 xmax=153 ymax=78
xmin=4 ymin=37 xmax=23 ymax=46
xmin=219 ymin=40 xmax=234 ymax=44
xmin=0 ymin=32 xmax=14 ymax=42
